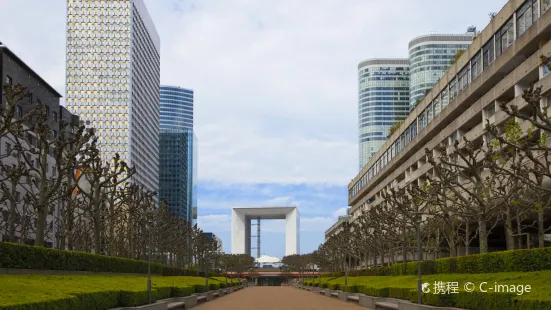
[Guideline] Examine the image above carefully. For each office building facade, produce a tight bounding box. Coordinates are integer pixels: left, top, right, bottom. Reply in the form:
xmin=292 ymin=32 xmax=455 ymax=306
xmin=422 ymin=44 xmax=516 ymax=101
xmin=160 ymin=86 xmax=194 ymax=130
xmin=1 ymin=42 xmax=81 ymax=248
xmin=347 ymin=0 xmax=551 ymax=255
xmin=409 ymin=34 xmax=473 ymax=108
xmin=65 ymin=0 xmax=161 ymax=195
xmin=159 ymin=85 xmax=197 ymax=225
xmin=358 ymin=59 xmax=410 ymax=170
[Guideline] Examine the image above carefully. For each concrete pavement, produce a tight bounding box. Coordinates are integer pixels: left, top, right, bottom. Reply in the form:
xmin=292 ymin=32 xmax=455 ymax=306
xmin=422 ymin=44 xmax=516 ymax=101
xmin=192 ymin=286 xmax=367 ymax=310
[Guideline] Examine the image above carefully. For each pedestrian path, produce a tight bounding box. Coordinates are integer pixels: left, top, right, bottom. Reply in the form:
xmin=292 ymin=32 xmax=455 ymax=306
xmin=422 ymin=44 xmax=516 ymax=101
xmin=193 ymin=286 xmax=366 ymax=310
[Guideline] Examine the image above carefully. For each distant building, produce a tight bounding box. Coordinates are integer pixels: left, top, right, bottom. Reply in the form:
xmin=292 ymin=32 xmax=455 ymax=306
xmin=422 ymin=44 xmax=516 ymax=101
xmin=408 ymin=34 xmax=473 ymax=108
xmin=160 ymin=86 xmax=193 ymax=131
xmin=357 ymin=59 xmax=410 ymax=170
xmin=347 ymin=0 xmax=551 ymax=260
xmin=65 ymin=0 xmax=161 ymax=196
xmin=0 ymin=42 xmax=80 ymax=248
xmin=159 ymin=85 xmax=197 ymax=224
xmin=203 ymin=232 xmax=223 ymax=252
xmin=324 ymin=215 xmax=350 ymax=241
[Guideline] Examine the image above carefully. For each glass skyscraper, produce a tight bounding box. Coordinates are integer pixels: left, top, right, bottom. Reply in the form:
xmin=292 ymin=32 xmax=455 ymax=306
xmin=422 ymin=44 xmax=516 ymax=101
xmin=358 ymin=59 xmax=410 ymax=170
xmin=409 ymin=34 xmax=473 ymax=108
xmin=160 ymin=86 xmax=193 ymax=130
xmin=65 ymin=0 xmax=160 ymax=195
xmin=159 ymin=85 xmax=197 ymax=225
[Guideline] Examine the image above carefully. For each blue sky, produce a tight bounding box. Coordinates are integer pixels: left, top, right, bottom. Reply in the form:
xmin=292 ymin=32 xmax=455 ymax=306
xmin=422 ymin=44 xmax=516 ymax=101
xmin=0 ymin=0 xmax=506 ymax=257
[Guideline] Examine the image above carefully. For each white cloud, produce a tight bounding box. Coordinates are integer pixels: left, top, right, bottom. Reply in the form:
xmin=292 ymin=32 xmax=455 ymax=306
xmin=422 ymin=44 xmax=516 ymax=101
xmin=197 ymin=214 xmax=231 ymax=232
xmin=0 ymin=0 xmax=507 ymax=255
xmin=0 ymin=0 xmax=505 ymax=186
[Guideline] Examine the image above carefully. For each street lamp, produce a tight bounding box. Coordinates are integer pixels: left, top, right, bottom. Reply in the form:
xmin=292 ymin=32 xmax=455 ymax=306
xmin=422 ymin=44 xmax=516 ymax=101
xmin=147 ymin=215 xmax=153 ymax=304
xmin=414 ymin=212 xmax=423 ymax=305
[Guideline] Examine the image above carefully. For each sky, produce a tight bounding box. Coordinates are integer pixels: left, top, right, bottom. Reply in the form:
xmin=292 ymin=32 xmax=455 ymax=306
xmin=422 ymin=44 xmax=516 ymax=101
xmin=0 ymin=0 xmax=506 ymax=257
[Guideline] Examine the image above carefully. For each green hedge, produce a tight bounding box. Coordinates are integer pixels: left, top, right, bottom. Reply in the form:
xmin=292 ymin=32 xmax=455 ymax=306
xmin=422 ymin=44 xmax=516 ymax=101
xmin=0 ymin=242 xmax=225 ymax=277
xmin=347 ymin=247 xmax=551 ymax=277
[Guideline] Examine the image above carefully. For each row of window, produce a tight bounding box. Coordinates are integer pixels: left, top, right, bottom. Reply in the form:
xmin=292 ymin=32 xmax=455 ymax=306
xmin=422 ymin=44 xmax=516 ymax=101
xmin=350 ymin=0 xmax=549 ymax=200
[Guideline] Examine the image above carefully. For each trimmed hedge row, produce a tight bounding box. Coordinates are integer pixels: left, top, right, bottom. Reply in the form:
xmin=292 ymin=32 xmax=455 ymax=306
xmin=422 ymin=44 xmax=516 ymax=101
xmin=303 ymin=281 xmax=551 ymax=310
xmin=344 ymin=247 xmax=551 ymax=277
xmin=0 ymin=282 xmax=241 ymax=310
xmin=0 ymin=242 xmax=224 ymax=277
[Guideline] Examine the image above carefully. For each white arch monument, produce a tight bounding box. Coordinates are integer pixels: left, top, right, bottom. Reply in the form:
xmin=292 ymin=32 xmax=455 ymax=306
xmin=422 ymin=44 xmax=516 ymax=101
xmin=231 ymin=206 xmax=299 ymax=256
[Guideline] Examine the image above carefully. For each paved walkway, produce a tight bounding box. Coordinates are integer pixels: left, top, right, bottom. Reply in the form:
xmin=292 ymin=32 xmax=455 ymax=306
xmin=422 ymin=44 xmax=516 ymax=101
xmin=193 ymin=286 xmax=367 ymax=310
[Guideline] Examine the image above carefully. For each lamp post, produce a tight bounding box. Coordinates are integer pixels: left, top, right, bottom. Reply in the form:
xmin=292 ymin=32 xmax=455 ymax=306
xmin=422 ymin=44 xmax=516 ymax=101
xmin=147 ymin=216 xmax=152 ymax=304
xmin=415 ymin=212 xmax=422 ymax=305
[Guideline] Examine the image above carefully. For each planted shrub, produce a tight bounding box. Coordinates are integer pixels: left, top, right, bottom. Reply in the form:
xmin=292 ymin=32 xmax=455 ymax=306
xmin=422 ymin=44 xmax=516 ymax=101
xmin=346 ymin=247 xmax=551 ymax=277
xmin=0 ymin=242 xmax=205 ymax=276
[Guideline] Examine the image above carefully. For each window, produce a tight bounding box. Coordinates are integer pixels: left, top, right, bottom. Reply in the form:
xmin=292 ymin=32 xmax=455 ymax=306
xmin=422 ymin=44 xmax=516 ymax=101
xmin=16 ymin=105 xmax=23 ymax=118
xmin=517 ymin=0 xmax=538 ymax=37
xmin=496 ymin=18 xmax=514 ymax=56
xmin=458 ymin=65 xmax=470 ymax=91
xmin=485 ymin=133 xmax=495 ymax=144
xmin=5 ymin=75 xmax=12 ymax=85
xmin=53 ymin=111 xmax=58 ymax=122
xmin=484 ymin=103 xmax=496 ymax=119
xmin=15 ymin=191 xmax=20 ymax=203
xmin=411 ymin=119 xmax=417 ymax=139
xmin=4 ymin=142 xmax=11 ymax=154
xmin=442 ymin=88 xmax=449 ymax=108
xmin=544 ymin=0 xmax=551 ymax=13
xmin=450 ymin=131 xmax=458 ymax=145
xmin=434 ymin=97 xmax=441 ymax=116
xmin=543 ymin=64 xmax=551 ymax=77
xmin=53 ymin=130 xmax=57 ymax=138
xmin=427 ymin=104 xmax=434 ymax=123
xmin=28 ymin=93 xmax=33 ymax=104
xmin=471 ymin=51 xmax=482 ymax=80
xmin=420 ymin=111 xmax=427 ymax=129
xmin=483 ymin=38 xmax=495 ymax=68
xmin=450 ymin=78 xmax=458 ymax=100
xmin=45 ymin=105 xmax=50 ymax=116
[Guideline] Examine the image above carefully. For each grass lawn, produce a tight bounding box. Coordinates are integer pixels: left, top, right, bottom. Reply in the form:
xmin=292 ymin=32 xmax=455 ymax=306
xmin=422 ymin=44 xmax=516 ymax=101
xmin=310 ymin=271 xmax=551 ymax=301
xmin=0 ymin=274 xmax=239 ymax=308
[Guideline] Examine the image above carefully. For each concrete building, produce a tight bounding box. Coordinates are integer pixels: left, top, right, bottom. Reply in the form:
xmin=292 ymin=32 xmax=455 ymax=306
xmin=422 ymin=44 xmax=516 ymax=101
xmin=346 ymin=0 xmax=551 ymax=257
xmin=0 ymin=42 xmax=81 ymax=248
xmin=231 ymin=207 xmax=299 ymax=257
xmin=65 ymin=0 xmax=160 ymax=196
xmin=324 ymin=214 xmax=350 ymax=241
xmin=358 ymin=59 xmax=410 ymax=170
xmin=159 ymin=86 xmax=197 ymax=224
xmin=409 ymin=34 xmax=474 ymax=108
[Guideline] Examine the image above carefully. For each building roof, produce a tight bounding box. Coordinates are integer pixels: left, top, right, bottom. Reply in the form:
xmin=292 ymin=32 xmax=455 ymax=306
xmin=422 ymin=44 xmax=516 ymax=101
xmin=0 ymin=42 xmax=63 ymax=98
xmin=408 ymin=33 xmax=474 ymax=50
xmin=358 ymin=58 xmax=409 ymax=69
xmin=255 ymin=255 xmax=281 ymax=264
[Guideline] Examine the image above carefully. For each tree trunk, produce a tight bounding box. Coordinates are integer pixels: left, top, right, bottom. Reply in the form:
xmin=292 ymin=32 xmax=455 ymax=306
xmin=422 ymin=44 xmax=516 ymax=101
xmin=516 ymin=214 xmax=523 ymax=249
xmin=465 ymin=221 xmax=471 ymax=255
xmin=7 ymin=181 xmax=18 ymax=242
xmin=538 ymin=209 xmax=545 ymax=248
xmin=34 ymin=200 xmax=47 ymax=247
xmin=504 ymin=206 xmax=515 ymax=250
xmin=478 ymin=217 xmax=488 ymax=254
xmin=446 ymin=226 xmax=457 ymax=257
